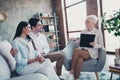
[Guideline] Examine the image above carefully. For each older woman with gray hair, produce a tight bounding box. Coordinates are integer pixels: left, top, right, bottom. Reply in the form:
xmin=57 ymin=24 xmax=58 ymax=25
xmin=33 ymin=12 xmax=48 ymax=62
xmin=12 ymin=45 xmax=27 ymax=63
xmin=67 ymin=15 xmax=104 ymax=80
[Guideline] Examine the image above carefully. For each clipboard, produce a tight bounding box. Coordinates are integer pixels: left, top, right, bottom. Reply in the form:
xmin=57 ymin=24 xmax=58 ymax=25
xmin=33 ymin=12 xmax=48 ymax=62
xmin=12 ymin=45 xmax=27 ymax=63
xmin=80 ymin=34 xmax=95 ymax=48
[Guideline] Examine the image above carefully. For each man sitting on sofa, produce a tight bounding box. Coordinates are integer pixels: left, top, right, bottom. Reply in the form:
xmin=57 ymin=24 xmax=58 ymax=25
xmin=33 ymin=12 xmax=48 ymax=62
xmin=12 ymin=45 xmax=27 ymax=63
xmin=29 ymin=18 xmax=64 ymax=80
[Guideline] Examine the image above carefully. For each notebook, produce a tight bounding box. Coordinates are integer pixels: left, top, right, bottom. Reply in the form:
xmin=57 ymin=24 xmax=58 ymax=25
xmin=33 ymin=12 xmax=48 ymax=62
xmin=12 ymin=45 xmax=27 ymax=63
xmin=80 ymin=34 xmax=95 ymax=48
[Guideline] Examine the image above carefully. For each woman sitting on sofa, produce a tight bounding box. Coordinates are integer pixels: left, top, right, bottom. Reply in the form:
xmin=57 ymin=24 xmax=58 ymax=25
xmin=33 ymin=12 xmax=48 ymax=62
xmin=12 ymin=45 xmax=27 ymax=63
xmin=13 ymin=21 xmax=60 ymax=80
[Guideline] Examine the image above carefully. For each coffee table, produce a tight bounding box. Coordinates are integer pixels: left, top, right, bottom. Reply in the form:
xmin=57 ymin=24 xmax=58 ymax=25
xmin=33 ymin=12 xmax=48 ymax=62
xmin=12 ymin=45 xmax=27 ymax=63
xmin=109 ymin=65 xmax=120 ymax=80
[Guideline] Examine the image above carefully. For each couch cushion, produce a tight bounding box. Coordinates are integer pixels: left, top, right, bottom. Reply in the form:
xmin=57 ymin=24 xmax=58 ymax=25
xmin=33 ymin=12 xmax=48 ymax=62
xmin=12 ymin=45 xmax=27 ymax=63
xmin=0 ymin=54 xmax=11 ymax=80
xmin=7 ymin=73 xmax=49 ymax=80
xmin=0 ymin=40 xmax=16 ymax=71
xmin=82 ymin=59 xmax=97 ymax=66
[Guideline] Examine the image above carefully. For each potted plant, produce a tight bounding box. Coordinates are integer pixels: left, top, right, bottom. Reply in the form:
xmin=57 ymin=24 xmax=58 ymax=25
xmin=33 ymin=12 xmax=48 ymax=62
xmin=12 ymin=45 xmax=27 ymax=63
xmin=102 ymin=9 xmax=120 ymax=36
xmin=102 ymin=10 xmax=120 ymax=65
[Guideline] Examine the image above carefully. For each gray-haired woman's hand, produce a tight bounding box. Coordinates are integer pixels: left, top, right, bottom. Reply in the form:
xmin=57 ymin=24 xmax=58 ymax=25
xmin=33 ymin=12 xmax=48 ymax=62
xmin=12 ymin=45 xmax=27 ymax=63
xmin=90 ymin=42 xmax=95 ymax=47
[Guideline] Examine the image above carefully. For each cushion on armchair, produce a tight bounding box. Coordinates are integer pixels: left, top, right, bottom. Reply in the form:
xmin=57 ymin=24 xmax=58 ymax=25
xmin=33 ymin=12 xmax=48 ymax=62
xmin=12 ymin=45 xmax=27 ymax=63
xmin=0 ymin=40 xmax=16 ymax=71
xmin=62 ymin=41 xmax=78 ymax=70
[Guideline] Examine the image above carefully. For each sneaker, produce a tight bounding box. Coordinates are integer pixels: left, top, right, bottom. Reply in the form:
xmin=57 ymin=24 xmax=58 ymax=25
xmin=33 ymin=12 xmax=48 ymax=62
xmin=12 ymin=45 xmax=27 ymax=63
xmin=66 ymin=73 xmax=74 ymax=80
xmin=59 ymin=77 xmax=65 ymax=80
xmin=59 ymin=76 xmax=65 ymax=80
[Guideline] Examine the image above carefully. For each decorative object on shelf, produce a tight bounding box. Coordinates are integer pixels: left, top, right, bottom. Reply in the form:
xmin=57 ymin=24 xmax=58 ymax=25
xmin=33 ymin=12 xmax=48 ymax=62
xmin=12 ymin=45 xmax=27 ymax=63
xmin=115 ymin=48 xmax=120 ymax=58
xmin=0 ymin=12 xmax=7 ymax=22
xmin=49 ymin=34 xmax=56 ymax=39
xmin=102 ymin=9 xmax=120 ymax=36
xmin=33 ymin=13 xmax=40 ymax=18
xmin=43 ymin=25 xmax=49 ymax=32
xmin=49 ymin=25 xmax=55 ymax=31
xmin=114 ymin=48 xmax=120 ymax=66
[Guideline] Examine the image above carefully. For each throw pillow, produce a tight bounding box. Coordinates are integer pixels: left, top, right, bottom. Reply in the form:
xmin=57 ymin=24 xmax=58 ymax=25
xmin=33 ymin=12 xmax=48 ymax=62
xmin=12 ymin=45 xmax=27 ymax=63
xmin=0 ymin=40 xmax=16 ymax=71
xmin=62 ymin=41 xmax=77 ymax=70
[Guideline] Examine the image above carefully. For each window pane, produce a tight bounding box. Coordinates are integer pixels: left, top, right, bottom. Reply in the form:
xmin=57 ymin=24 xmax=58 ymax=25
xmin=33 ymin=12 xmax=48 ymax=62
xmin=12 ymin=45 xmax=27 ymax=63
xmin=102 ymin=0 xmax=120 ymax=15
xmin=104 ymin=30 xmax=120 ymax=52
xmin=65 ymin=0 xmax=84 ymax=7
xmin=66 ymin=2 xmax=86 ymax=31
xmin=102 ymin=0 xmax=120 ymax=52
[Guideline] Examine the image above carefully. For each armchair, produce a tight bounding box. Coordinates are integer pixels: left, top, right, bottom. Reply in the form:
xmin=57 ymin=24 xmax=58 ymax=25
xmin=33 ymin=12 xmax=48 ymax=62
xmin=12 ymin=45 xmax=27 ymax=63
xmin=62 ymin=41 xmax=106 ymax=80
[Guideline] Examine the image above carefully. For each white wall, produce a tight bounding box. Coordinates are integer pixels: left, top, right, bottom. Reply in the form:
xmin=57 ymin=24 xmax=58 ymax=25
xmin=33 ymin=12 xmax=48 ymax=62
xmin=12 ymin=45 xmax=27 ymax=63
xmin=0 ymin=0 xmax=52 ymax=43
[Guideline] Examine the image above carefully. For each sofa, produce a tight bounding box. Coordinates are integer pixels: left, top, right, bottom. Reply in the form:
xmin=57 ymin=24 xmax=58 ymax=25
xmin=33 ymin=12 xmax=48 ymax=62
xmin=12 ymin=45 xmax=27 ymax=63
xmin=0 ymin=40 xmax=49 ymax=80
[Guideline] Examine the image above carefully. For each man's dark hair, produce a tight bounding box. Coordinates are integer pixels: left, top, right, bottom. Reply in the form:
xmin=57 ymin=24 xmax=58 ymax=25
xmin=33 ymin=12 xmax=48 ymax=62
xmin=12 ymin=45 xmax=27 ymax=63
xmin=29 ymin=18 xmax=40 ymax=27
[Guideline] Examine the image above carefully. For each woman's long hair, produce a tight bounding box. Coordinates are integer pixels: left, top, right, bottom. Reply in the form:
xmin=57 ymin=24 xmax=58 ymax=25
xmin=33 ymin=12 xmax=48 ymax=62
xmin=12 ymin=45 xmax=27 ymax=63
xmin=13 ymin=21 xmax=29 ymax=40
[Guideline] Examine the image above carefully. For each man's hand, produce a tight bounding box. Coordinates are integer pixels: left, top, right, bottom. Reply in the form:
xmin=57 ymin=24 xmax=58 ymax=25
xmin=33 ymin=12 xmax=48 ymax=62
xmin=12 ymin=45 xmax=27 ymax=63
xmin=68 ymin=38 xmax=76 ymax=41
xmin=40 ymin=52 xmax=45 ymax=56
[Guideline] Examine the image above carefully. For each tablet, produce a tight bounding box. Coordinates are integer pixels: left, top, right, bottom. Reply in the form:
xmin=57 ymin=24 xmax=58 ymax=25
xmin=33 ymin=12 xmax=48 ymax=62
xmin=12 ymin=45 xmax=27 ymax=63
xmin=80 ymin=34 xmax=95 ymax=48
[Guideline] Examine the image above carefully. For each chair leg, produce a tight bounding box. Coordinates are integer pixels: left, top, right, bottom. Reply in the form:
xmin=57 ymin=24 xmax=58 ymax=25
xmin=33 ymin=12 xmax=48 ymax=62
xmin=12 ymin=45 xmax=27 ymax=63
xmin=95 ymin=72 xmax=99 ymax=80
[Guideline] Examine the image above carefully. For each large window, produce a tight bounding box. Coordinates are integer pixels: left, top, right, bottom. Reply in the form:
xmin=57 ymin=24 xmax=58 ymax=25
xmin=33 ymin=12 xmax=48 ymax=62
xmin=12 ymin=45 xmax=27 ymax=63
xmin=64 ymin=0 xmax=120 ymax=52
xmin=64 ymin=0 xmax=86 ymax=38
xmin=102 ymin=0 xmax=120 ymax=52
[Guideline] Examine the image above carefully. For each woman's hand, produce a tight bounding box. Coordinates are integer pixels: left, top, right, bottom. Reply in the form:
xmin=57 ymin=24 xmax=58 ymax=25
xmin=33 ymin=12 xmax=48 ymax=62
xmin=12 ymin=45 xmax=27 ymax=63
xmin=90 ymin=42 xmax=95 ymax=47
xmin=39 ymin=56 xmax=45 ymax=63
xmin=35 ymin=55 xmax=45 ymax=63
xmin=35 ymin=55 xmax=41 ymax=61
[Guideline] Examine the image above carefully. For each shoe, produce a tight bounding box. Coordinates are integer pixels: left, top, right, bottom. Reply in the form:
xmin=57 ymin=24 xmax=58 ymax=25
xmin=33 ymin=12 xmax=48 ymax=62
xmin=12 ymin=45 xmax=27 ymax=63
xmin=66 ymin=73 xmax=74 ymax=80
xmin=59 ymin=76 xmax=65 ymax=80
xmin=59 ymin=77 xmax=65 ymax=80
xmin=74 ymin=79 xmax=79 ymax=80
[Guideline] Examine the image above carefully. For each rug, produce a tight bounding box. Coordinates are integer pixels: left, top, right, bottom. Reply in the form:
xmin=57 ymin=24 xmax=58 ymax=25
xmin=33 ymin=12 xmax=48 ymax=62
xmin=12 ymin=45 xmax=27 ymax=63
xmin=61 ymin=68 xmax=120 ymax=80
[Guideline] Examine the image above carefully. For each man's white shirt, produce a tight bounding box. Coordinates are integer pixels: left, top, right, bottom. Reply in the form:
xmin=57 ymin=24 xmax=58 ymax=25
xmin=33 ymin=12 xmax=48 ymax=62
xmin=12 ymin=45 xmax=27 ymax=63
xmin=29 ymin=31 xmax=50 ymax=55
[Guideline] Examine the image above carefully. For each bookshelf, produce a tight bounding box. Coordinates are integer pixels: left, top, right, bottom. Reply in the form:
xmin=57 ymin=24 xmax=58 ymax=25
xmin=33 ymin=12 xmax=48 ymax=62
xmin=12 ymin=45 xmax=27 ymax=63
xmin=34 ymin=12 xmax=60 ymax=52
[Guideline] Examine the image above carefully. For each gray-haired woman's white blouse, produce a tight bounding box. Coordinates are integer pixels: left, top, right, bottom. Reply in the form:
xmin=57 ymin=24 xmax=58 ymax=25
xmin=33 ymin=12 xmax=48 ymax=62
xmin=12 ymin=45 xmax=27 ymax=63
xmin=80 ymin=27 xmax=104 ymax=59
